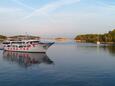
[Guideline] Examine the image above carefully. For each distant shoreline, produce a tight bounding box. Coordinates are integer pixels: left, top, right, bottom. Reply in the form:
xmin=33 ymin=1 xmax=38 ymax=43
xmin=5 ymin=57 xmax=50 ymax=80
xmin=75 ymin=29 xmax=115 ymax=44
xmin=75 ymin=39 xmax=115 ymax=45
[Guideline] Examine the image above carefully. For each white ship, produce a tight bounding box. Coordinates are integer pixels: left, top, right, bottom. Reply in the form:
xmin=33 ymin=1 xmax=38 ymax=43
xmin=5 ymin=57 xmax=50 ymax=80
xmin=1 ymin=40 xmax=54 ymax=53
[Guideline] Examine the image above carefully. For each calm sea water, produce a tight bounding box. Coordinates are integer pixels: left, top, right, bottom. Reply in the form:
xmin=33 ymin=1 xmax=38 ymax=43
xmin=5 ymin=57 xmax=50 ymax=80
xmin=0 ymin=41 xmax=115 ymax=86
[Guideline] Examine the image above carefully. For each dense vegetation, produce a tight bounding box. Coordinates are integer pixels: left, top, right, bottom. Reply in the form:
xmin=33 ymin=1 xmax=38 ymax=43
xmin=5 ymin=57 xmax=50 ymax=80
xmin=75 ymin=29 xmax=115 ymax=43
xmin=9 ymin=35 xmax=40 ymax=39
xmin=0 ymin=35 xmax=40 ymax=41
xmin=0 ymin=35 xmax=7 ymax=41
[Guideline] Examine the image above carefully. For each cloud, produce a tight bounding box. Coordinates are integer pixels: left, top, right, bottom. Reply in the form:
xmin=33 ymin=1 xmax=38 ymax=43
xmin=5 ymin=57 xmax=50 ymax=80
xmin=23 ymin=0 xmax=80 ymax=20
xmin=0 ymin=7 xmax=22 ymax=13
xmin=0 ymin=7 xmax=26 ymax=22
xmin=11 ymin=0 xmax=35 ymax=10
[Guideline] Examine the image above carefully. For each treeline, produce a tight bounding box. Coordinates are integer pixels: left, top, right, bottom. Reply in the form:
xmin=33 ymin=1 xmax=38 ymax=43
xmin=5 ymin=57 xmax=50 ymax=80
xmin=0 ymin=35 xmax=7 ymax=41
xmin=75 ymin=29 xmax=115 ymax=43
xmin=0 ymin=35 xmax=40 ymax=41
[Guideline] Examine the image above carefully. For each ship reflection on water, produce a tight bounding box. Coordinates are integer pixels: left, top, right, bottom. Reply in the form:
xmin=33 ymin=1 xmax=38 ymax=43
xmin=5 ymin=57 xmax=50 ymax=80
xmin=3 ymin=51 xmax=54 ymax=68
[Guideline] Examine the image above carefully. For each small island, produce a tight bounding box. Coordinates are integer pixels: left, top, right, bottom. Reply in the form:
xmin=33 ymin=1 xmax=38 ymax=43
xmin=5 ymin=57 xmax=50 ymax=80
xmin=75 ymin=29 xmax=115 ymax=44
xmin=0 ymin=35 xmax=40 ymax=41
xmin=55 ymin=37 xmax=68 ymax=42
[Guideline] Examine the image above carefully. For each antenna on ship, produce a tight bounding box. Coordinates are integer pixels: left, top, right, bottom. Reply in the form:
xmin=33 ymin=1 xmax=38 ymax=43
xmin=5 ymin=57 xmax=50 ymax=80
xmin=25 ymin=32 xmax=29 ymax=40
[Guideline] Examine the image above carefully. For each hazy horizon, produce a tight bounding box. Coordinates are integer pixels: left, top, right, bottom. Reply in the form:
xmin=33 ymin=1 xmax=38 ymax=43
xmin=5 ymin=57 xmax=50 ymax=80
xmin=0 ymin=0 xmax=115 ymax=38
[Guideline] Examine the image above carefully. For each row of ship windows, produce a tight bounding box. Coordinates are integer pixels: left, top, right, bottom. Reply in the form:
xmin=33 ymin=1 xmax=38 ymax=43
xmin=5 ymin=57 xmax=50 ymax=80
xmin=3 ymin=41 xmax=40 ymax=44
xmin=5 ymin=45 xmax=31 ymax=48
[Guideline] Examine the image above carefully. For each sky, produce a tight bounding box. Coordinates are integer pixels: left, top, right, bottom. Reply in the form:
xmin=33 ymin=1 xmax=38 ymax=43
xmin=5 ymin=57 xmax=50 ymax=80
xmin=0 ymin=0 xmax=115 ymax=38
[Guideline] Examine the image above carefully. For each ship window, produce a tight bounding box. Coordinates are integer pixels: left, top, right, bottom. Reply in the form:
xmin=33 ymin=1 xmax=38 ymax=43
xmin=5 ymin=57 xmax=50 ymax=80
xmin=27 ymin=45 xmax=31 ymax=47
xmin=23 ymin=45 xmax=26 ymax=47
xmin=29 ymin=41 xmax=39 ymax=44
xmin=11 ymin=42 xmax=16 ymax=44
xmin=34 ymin=41 xmax=39 ymax=43
xmin=12 ymin=45 xmax=18 ymax=47
xmin=11 ymin=42 xmax=24 ymax=44
xmin=7 ymin=45 xmax=11 ymax=47
xmin=30 ymin=42 xmax=32 ymax=44
xmin=3 ymin=42 xmax=10 ymax=44
xmin=19 ymin=45 xmax=23 ymax=48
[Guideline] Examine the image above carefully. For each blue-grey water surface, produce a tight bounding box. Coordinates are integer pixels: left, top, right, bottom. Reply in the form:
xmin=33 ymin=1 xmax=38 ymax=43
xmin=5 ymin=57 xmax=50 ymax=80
xmin=0 ymin=41 xmax=115 ymax=86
